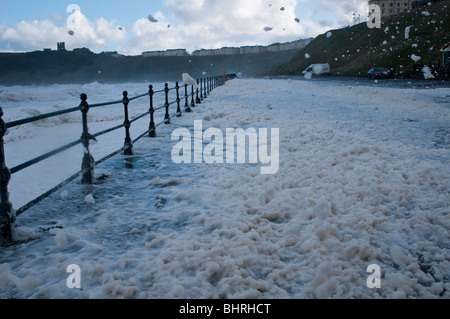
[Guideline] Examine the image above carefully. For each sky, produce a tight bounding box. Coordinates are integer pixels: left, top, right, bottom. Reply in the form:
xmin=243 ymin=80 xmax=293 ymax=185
xmin=0 ymin=0 xmax=370 ymax=55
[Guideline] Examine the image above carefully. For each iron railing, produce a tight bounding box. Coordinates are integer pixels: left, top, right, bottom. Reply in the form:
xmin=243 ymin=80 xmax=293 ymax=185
xmin=0 ymin=73 xmax=237 ymax=244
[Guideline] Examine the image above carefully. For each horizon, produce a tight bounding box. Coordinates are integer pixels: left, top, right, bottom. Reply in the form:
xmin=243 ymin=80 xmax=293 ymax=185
xmin=0 ymin=35 xmax=316 ymax=56
xmin=0 ymin=0 xmax=371 ymax=55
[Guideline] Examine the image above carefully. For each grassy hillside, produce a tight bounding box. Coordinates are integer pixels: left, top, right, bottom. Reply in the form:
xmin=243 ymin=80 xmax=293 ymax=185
xmin=274 ymin=1 xmax=450 ymax=78
xmin=0 ymin=49 xmax=299 ymax=85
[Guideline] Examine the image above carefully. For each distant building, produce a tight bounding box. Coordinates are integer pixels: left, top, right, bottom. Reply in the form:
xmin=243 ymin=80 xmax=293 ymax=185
xmin=168 ymin=49 xmax=189 ymax=56
xmin=411 ymin=0 xmax=445 ymax=9
xmin=281 ymin=39 xmax=308 ymax=51
xmin=152 ymin=38 xmax=311 ymax=57
xmin=57 ymin=42 xmax=66 ymax=51
xmin=369 ymin=0 xmax=443 ymax=17
xmin=191 ymin=49 xmax=216 ymax=56
xmin=265 ymin=39 xmax=307 ymax=53
xmin=267 ymin=43 xmax=281 ymax=52
xmin=215 ymin=47 xmax=241 ymax=56
xmin=142 ymin=49 xmax=188 ymax=57
xmin=368 ymin=0 xmax=412 ymax=17
xmin=240 ymin=45 xmax=267 ymax=54
xmin=142 ymin=50 xmax=164 ymax=57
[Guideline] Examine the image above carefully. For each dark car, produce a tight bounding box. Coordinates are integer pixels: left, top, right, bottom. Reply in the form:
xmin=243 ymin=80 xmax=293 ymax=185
xmin=368 ymin=67 xmax=391 ymax=79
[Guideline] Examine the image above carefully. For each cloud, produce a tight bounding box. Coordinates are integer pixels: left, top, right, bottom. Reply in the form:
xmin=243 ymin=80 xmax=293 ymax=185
xmin=122 ymin=0 xmax=305 ymax=55
xmin=316 ymin=0 xmax=369 ymax=25
xmin=164 ymin=0 xmax=301 ymax=37
xmin=0 ymin=0 xmax=370 ymax=55
xmin=1 ymin=20 xmax=65 ymax=52
xmin=94 ymin=18 xmax=127 ymax=42
xmin=0 ymin=11 xmax=126 ymax=52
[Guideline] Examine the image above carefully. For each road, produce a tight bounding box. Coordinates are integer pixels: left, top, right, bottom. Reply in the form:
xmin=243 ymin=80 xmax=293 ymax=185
xmin=270 ymin=75 xmax=450 ymax=90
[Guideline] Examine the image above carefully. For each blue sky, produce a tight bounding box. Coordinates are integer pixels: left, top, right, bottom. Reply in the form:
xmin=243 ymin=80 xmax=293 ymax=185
xmin=0 ymin=0 xmax=370 ymax=55
xmin=0 ymin=0 xmax=162 ymax=26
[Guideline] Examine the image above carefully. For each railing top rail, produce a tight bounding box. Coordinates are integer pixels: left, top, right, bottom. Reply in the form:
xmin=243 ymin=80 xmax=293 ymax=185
xmin=5 ymin=89 xmax=157 ymax=128
xmin=6 ymin=106 xmax=81 ymax=129
xmin=88 ymin=99 xmax=123 ymax=109
xmin=9 ymin=138 xmax=82 ymax=174
xmin=154 ymin=104 xmax=166 ymax=112
xmin=128 ymin=92 xmax=149 ymax=101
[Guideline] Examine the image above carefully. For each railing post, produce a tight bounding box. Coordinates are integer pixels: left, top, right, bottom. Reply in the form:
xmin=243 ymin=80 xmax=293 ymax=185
xmin=176 ymin=82 xmax=182 ymax=117
xmin=207 ymin=77 xmax=211 ymax=95
xmin=204 ymin=78 xmax=207 ymax=99
xmin=196 ymin=79 xmax=201 ymax=104
xmin=185 ymin=84 xmax=192 ymax=112
xmin=80 ymin=94 xmax=95 ymax=184
xmin=191 ymin=85 xmax=195 ymax=108
xmin=122 ymin=91 xmax=133 ymax=156
xmin=0 ymin=107 xmax=12 ymax=244
xmin=200 ymin=78 xmax=204 ymax=101
xmin=164 ymin=83 xmax=170 ymax=124
xmin=149 ymin=85 xmax=156 ymax=137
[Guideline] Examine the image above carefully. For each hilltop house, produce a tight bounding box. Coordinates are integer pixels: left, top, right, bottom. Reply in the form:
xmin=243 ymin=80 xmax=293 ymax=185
xmin=368 ymin=0 xmax=444 ymax=17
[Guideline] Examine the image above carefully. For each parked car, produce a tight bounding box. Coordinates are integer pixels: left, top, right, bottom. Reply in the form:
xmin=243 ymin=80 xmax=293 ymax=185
xmin=367 ymin=67 xmax=391 ymax=79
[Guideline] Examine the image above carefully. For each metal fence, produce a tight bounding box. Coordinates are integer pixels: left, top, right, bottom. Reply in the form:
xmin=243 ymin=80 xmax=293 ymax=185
xmin=0 ymin=73 xmax=237 ymax=244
